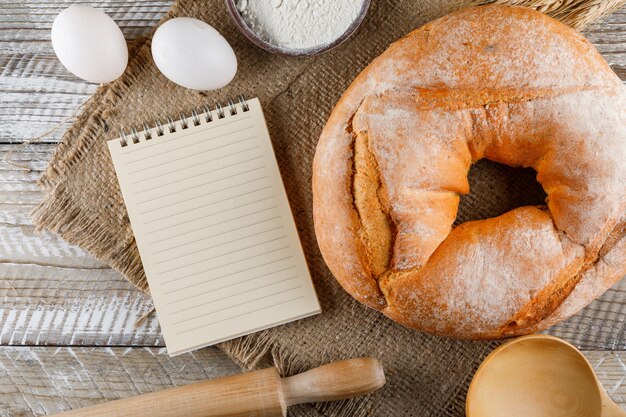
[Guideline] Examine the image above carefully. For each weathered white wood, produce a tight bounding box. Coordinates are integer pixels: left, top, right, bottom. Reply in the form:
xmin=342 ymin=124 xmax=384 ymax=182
xmin=1 ymin=145 xmax=163 ymax=346
xmin=588 ymin=350 xmax=626 ymax=407
xmin=545 ymin=281 xmax=626 ymax=351
xmin=1 ymin=145 xmax=625 ymax=349
xmin=0 ymin=7 xmax=624 ymax=416
xmin=585 ymin=8 xmax=626 ymax=79
xmin=0 ymin=263 xmax=163 ymax=347
xmin=0 ymin=347 xmax=241 ymax=417
xmin=1 ymin=2 xmax=625 ymax=143
xmin=0 ymin=0 xmax=173 ymax=144
xmin=1 ymin=148 xmax=104 ymax=267
xmin=0 ymin=347 xmax=622 ymax=417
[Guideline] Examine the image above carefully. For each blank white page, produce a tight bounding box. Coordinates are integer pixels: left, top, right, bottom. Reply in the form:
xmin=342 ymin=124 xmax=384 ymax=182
xmin=108 ymin=98 xmax=320 ymax=356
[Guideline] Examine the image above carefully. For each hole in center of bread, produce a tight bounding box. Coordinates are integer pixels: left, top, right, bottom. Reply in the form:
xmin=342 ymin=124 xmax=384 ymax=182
xmin=455 ymin=160 xmax=547 ymax=225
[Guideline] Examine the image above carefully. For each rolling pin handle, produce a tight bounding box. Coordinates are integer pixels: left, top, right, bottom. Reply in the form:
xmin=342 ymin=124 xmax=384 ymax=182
xmin=280 ymin=357 xmax=385 ymax=406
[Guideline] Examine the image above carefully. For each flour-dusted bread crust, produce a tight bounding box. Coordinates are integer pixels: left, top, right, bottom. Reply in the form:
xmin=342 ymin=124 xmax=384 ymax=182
xmin=312 ymin=5 xmax=626 ymax=339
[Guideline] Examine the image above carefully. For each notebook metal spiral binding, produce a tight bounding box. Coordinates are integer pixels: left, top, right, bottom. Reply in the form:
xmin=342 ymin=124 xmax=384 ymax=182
xmin=119 ymin=95 xmax=250 ymax=147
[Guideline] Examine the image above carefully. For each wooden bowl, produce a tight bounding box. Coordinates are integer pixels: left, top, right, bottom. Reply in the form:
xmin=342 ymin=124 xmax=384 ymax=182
xmin=224 ymin=0 xmax=371 ymax=57
xmin=466 ymin=335 xmax=626 ymax=417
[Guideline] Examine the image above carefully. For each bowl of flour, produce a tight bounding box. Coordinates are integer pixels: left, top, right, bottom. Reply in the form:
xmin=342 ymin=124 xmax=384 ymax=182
xmin=225 ymin=0 xmax=371 ymax=56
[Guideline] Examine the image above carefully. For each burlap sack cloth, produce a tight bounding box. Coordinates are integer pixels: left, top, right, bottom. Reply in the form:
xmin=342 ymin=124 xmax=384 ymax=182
xmin=33 ymin=1 xmax=560 ymax=415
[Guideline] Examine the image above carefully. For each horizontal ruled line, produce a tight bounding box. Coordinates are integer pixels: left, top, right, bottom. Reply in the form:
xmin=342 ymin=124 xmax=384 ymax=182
xmin=148 ymin=207 xmax=279 ymax=242
xmin=152 ymin=215 xmax=280 ymax=252
xmin=127 ymin=134 xmax=257 ymax=174
xmin=154 ymin=225 xmax=285 ymax=263
xmin=146 ymin=194 xmax=275 ymax=233
xmin=122 ymin=115 xmax=252 ymax=155
xmin=137 ymin=167 xmax=267 ymax=204
xmin=159 ymin=238 xmax=287 ymax=274
xmin=162 ymin=256 xmax=294 ymax=295
xmin=126 ymin=124 xmax=254 ymax=164
xmin=135 ymin=155 xmax=264 ymax=194
xmin=173 ymin=286 xmax=302 ymax=325
xmin=167 ymin=266 xmax=298 ymax=305
xmin=176 ymin=295 xmax=305 ymax=334
xmin=141 ymin=184 xmax=272 ymax=216
xmin=160 ymin=243 xmax=289 ymax=280
xmin=171 ymin=276 xmax=300 ymax=316
xmin=131 ymin=146 xmax=260 ymax=185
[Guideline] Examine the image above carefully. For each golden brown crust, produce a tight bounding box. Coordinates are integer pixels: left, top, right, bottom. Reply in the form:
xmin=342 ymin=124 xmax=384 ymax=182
xmin=312 ymin=5 xmax=626 ymax=338
xmin=353 ymin=130 xmax=394 ymax=277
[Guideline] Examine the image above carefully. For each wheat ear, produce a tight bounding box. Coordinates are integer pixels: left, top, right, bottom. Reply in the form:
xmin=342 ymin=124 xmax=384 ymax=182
xmin=457 ymin=0 xmax=626 ymax=30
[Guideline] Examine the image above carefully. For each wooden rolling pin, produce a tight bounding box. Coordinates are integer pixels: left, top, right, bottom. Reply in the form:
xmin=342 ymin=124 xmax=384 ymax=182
xmin=49 ymin=357 xmax=385 ymax=417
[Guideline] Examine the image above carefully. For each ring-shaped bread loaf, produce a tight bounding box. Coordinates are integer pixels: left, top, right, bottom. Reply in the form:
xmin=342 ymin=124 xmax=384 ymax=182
xmin=312 ymin=5 xmax=626 ymax=339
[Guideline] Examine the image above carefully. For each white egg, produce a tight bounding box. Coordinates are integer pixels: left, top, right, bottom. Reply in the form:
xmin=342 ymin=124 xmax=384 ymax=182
xmin=51 ymin=5 xmax=128 ymax=84
xmin=151 ymin=18 xmax=237 ymax=91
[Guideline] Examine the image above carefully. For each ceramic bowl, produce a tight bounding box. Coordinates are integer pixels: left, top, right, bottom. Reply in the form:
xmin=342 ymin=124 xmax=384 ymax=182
xmin=224 ymin=0 xmax=372 ymax=57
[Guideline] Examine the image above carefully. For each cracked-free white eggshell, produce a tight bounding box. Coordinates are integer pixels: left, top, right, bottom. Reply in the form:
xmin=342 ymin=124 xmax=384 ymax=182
xmin=151 ymin=17 xmax=238 ymax=91
xmin=51 ymin=5 xmax=128 ymax=84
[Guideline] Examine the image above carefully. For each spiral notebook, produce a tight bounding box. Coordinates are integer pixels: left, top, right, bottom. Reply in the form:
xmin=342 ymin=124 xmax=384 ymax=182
xmin=107 ymin=97 xmax=320 ymax=356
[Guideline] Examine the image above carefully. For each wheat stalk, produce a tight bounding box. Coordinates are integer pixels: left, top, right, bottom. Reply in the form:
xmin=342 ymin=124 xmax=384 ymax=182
xmin=457 ymin=0 xmax=626 ymax=30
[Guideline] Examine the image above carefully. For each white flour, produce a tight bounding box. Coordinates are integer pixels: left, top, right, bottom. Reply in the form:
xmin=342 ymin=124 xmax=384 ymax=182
xmin=237 ymin=0 xmax=365 ymax=50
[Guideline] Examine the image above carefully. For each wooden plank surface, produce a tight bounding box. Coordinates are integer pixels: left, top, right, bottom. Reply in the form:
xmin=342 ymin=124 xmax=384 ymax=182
xmin=0 ymin=347 xmax=240 ymax=417
xmin=0 ymin=1 xmax=623 ymax=350
xmin=0 ymin=1 xmax=625 ymax=416
xmin=0 ymin=347 xmax=623 ymax=416
xmin=1 ymin=4 xmax=625 ymax=145
xmin=0 ymin=0 xmax=172 ymax=144
xmin=1 ymin=144 xmax=625 ymax=349
xmin=585 ymin=8 xmax=626 ymax=80
xmin=1 ymin=145 xmax=162 ymax=346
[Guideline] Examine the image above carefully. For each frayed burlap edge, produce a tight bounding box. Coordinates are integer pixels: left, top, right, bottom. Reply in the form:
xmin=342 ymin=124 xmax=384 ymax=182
xmin=29 ymin=2 xmax=624 ymax=416
xmin=31 ymin=13 xmax=182 ymax=292
xmin=30 ymin=2 xmax=388 ymax=415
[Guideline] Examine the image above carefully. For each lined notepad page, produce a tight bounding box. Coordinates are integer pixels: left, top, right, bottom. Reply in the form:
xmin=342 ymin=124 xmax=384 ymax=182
xmin=108 ymin=98 xmax=320 ymax=356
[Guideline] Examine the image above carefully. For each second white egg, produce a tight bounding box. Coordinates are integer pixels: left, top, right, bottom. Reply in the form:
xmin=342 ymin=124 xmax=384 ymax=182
xmin=151 ymin=18 xmax=237 ymax=91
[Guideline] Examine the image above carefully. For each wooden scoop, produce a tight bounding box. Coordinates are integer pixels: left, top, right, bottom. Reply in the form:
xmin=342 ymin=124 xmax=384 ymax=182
xmin=48 ymin=357 xmax=385 ymax=417
xmin=466 ymin=334 xmax=626 ymax=417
